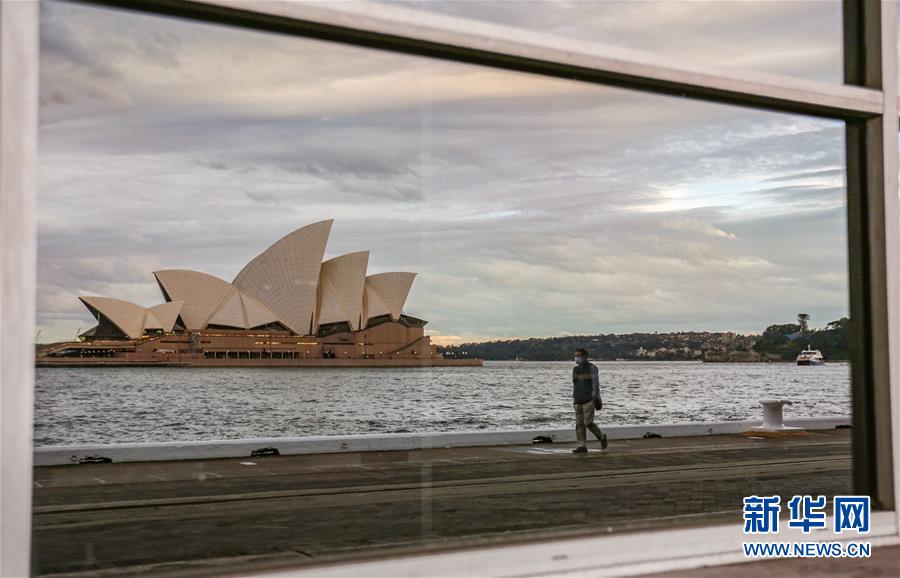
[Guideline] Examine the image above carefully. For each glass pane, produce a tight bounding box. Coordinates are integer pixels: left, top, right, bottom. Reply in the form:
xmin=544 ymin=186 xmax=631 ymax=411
xmin=35 ymin=1 xmax=852 ymax=575
xmin=389 ymin=0 xmax=844 ymax=83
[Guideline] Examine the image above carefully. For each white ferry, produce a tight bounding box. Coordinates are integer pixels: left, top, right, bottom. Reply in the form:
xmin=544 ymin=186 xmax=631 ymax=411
xmin=796 ymin=348 xmax=825 ymax=366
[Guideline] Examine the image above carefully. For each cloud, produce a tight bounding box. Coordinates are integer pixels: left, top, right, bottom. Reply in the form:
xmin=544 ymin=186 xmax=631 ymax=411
xmin=661 ymin=217 xmax=737 ymax=239
xmin=36 ymin=1 xmax=850 ymax=342
xmin=763 ymin=167 xmax=845 ymax=183
xmin=400 ymin=0 xmax=842 ymax=82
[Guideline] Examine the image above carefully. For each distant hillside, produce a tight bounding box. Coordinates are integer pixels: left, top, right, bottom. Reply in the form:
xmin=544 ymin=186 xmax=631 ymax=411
xmin=439 ymin=331 xmax=742 ymax=361
xmin=438 ymin=318 xmax=849 ymax=362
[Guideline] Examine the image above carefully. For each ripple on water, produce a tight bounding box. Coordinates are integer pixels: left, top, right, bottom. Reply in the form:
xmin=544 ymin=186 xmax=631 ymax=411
xmin=33 ymin=362 xmax=851 ymax=445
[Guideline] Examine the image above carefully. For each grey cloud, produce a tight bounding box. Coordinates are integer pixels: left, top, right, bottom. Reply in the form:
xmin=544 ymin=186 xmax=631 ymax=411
xmin=35 ymin=1 xmax=851 ymax=342
xmin=762 ymin=167 xmax=845 ymax=184
xmin=40 ymin=18 xmax=120 ymax=81
xmin=396 ymin=0 xmax=842 ymax=82
xmin=244 ymin=191 xmax=279 ymax=204
xmin=246 ymin=145 xmax=419 ymax=179
xmin=748 ymin=184 xmax=844 ymax=204
xmin=198 ymin=159 xmax=229 ymax=171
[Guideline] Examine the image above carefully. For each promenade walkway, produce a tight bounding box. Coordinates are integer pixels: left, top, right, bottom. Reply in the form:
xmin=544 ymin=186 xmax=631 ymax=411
xmin=32 ymin=429 xmax=851 ymax=576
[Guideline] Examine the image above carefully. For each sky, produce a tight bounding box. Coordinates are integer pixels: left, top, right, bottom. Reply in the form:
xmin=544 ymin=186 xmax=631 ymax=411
xmin=37 ymin=0 xmax=852 ymax=345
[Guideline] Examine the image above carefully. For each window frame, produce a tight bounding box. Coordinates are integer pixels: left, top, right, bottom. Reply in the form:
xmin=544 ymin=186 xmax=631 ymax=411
xmin=1 ymin=0 xmax=897 ymax=575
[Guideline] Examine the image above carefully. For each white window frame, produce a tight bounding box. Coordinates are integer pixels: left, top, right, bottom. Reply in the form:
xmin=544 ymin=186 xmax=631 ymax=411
xmin=1 ymin=1 xmax=898 ymax=576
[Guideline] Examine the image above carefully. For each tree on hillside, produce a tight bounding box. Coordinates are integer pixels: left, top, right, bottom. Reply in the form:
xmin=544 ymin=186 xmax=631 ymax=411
xmin=752 ymin=322 xmax=800 ymax=359
xmin=752 ymin=318 xmax=848 ymax=361
xmin=797 ymin=313 xmax=810 ymax=332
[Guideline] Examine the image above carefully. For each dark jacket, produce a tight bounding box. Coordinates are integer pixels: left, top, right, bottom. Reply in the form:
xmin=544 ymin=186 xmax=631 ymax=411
xmin=573 ymin=361 xmax=600 ymax=404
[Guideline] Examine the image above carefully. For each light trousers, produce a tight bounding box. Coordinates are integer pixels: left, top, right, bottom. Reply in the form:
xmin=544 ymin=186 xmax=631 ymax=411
xmin=574 ymin=400 xmax=603 ymax=448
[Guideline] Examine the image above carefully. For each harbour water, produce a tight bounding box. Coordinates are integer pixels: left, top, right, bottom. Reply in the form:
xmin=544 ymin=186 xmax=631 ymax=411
xmin=34 ymin=361 xmax=850 ymax=446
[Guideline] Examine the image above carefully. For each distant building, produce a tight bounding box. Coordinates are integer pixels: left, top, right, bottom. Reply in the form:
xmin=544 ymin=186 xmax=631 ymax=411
xmin=38 ymin=221 xmax=478 ymax=367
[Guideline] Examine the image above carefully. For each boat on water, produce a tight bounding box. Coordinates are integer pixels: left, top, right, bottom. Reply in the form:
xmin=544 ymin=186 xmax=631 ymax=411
xmin=796 ymin=348 xmax=825 ymax=366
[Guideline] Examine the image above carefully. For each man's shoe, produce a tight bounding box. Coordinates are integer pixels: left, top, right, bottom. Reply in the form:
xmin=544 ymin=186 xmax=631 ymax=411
xmin=571 ymin=446 xmax=588 ymax=454
xmin=600 ymin=434 xmax=609 ymax=450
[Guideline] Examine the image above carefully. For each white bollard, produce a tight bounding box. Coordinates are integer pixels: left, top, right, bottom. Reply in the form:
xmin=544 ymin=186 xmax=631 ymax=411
xmin=752 ymin=399 xmax=804 ymax=432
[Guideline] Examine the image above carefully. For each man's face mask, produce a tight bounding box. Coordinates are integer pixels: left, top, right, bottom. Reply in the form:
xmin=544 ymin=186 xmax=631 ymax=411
xmin=574 ymin=356 xmax=584 ymax=365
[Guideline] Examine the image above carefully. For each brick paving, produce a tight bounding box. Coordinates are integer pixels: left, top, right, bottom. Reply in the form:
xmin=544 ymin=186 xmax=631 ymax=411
xmin=32 ymin=430 xmax=851 ymax=576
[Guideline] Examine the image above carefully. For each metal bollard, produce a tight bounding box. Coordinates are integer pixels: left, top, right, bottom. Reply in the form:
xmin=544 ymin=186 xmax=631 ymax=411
xmin=752 ymin=399 xmax=804 ymax=432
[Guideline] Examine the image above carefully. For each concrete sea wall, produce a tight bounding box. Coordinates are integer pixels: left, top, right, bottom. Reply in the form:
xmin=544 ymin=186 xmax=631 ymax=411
xmin=33 ymin=416 xmax=850 ymax=466
xmin=35 ymin=357 xmax=482 ymax=368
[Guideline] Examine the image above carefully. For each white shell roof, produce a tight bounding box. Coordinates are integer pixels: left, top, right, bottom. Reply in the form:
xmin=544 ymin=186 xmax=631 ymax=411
xmin=143 ymin=311 xmax=164 ymax=331
xmin=207 ymin=291 xmax=245 ymax=328
xmin=82 ymin=222 xmax=421 ymax=337
xmin=79 ymin=296 xmax=150 ymax=339
xmin=363 ymin=272 xmax=416 ymax=324
xmin=233 ymin=219 xmax=332 ymax=336
xmin=148 ymin=300 xmax=184 ymax=332
xmin=242 ymin=292 xmax=280 ymax=329
xmin=317 ymin=251 xmax=369 ymax=331
xmin=154 ymin=270 xmax=238 ymax=330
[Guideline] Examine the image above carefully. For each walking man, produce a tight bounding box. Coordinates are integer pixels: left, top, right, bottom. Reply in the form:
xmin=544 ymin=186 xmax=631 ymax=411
xmin=572 ymin=348 xmax=608 ymax=454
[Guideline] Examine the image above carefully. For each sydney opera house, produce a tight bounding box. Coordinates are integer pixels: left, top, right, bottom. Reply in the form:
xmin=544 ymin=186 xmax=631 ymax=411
xmin=37 ymin=221 xmax=478 ymax=367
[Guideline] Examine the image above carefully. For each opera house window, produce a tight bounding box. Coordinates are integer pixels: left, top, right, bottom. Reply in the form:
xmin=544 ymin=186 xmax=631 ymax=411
xmin=9 ymin=0 xmax=893 ymax=577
